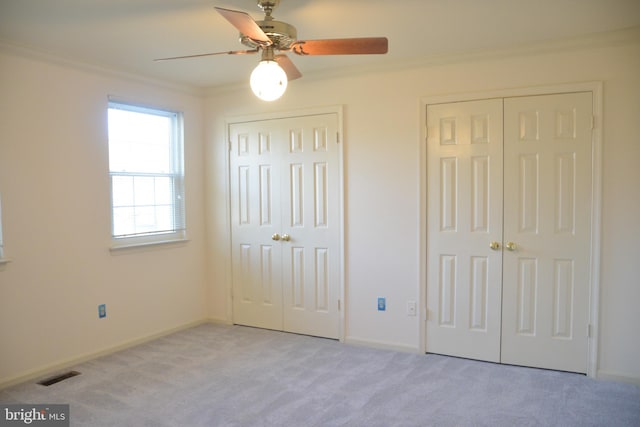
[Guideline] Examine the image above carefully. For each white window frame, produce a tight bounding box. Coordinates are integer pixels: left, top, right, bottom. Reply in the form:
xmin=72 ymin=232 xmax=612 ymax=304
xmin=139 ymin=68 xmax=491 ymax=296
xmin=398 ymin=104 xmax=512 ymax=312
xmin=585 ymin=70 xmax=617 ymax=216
xmin=107 ymin=100 xmax=186 ymax=249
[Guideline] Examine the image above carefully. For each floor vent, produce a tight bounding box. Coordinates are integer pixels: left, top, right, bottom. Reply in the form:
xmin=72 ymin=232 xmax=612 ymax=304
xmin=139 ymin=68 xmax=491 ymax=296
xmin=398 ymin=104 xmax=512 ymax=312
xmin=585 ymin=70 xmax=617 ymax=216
xmin=38 ymin=371 xmax=81 ymax=386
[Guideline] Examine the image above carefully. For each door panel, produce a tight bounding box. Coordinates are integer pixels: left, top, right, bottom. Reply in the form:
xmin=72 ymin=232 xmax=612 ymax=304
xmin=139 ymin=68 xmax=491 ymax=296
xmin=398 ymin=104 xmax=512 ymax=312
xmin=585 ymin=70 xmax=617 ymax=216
xmin=230 ymin=121 xmax=284 ymax=330
xmin=501 ymin=92 xmax=593 ymax=373
xmin=426 ymin=99 xmax=504 ymax=362
xmin=281 ymin=115 xmax=340 ymax=339
xmin=229 ymin=114 xmax=340 ymax=339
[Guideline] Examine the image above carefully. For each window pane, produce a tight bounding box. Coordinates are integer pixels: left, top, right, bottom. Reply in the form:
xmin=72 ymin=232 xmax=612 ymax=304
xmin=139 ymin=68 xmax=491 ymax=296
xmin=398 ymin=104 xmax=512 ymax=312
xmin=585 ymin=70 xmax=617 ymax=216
xmin=133 ymin=176 xmax=155 ymax=206
xmin=111 ymin=175 xmax=134 ymax=207
xmin=108 ymin=109 xmax=172 ymax=173
xmin=113 ymin=206 xmax=135 ymax=237
xmin=155 ymin=177 xmax=172 ymax=205
xmin=156 ymin=205 xmax=173 ymax=231
xmin=134 ymin=206 xmax=156 ymax=233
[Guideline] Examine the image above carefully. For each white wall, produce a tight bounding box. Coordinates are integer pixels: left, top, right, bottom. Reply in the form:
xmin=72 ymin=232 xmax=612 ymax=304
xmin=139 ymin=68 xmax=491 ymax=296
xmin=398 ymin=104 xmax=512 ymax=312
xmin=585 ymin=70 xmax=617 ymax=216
xmin=0 ymin=28 xmax=638 ymax=387
xmin=0 ymin=50 xmax=208 ymax=386
xmin=205 ymin=30 xmax=640 ymax=382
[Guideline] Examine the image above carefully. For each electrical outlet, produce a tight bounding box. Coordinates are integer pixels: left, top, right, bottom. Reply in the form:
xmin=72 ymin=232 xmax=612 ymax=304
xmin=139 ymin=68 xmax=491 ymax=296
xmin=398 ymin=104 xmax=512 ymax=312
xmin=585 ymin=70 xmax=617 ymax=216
xmin=407 ymin=301 xmax=417 ymax=316
xmin=98 ymin=304 xmax=106 ymax=319
xmin=377 ymin=297 xmax=386 ymax=311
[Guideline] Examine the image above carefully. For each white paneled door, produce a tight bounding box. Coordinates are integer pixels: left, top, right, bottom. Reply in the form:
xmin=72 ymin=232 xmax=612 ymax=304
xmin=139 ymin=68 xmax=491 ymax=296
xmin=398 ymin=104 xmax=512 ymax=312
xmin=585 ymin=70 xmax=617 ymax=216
xmin=501 ymin=93 xmax=592 ymax=372
xmin=426 ymin=92 xmax=593 ymax=373
xmin=229 ymin=114 xmax=341 ymax=339
xmin=426 ymin=99 xmax=504 ymax=362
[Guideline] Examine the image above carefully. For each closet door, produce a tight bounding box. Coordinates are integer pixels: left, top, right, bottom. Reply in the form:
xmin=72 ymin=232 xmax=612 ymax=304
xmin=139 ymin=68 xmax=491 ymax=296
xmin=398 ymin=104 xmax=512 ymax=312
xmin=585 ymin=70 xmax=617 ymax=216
xmin=280 ymin=114 xmax=341 ymax=339
xmin=229 ymin=114 xmax=341 ymax=339
xmin=501 ymin=92 xmax=593 ymax=373
xmin=426 ymin=99 xmax=504 ymax=362
xmin=230 ymin=120 xmax=285 ymax=331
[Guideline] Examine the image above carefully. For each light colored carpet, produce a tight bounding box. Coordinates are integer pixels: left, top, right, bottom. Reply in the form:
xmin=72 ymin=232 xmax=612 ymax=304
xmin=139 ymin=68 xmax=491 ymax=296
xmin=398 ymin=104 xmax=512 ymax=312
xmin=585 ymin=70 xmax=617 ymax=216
xmin=1 ymin=323 xmax=639 ymax=426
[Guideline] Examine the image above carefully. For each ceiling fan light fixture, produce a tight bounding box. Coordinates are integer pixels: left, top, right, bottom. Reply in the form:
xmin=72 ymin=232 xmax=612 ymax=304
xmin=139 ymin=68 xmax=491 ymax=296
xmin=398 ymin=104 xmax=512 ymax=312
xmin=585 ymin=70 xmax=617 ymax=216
xmin=250 ymin=59 xmax=288 ymax=101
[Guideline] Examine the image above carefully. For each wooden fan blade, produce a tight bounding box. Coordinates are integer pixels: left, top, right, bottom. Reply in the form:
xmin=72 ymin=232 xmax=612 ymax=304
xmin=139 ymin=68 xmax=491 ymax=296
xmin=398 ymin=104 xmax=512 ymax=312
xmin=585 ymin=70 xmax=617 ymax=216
xmin=275 ymin=54 xmax=302 ymax=81
xmin=290 ymin=37 xmax=388 ymax=55
xmin=154 ymin=49 xmax=258 ymax=61
xmin=214 ymin=7 xmax=271 ymax=44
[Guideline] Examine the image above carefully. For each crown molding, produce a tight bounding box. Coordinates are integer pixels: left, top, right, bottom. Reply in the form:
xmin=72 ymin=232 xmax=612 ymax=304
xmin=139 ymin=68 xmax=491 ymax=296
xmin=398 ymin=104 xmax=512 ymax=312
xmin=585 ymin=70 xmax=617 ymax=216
xmin=204 ymin=25 xmax=640 ymax=97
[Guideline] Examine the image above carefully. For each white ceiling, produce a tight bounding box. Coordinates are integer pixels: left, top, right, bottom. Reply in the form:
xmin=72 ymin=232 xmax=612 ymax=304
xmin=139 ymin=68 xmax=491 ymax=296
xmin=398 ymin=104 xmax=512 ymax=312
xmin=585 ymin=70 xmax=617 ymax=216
xmin=1 ymin=0 xmax=639 ymax=89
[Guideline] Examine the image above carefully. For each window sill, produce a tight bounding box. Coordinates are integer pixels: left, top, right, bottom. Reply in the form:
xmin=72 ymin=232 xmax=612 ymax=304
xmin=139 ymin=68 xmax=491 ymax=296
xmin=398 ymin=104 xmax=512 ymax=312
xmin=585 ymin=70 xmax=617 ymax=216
xmin=110 ymin=238 xmax=190 ymax=253
xmin=0 ymin=258 xmax=11 ymax=266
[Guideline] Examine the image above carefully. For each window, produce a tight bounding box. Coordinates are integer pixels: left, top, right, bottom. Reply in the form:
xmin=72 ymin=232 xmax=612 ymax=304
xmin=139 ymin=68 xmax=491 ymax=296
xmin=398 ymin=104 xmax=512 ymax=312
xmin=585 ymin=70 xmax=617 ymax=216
xmin=107 ymin=101 xmax=185 ymax=247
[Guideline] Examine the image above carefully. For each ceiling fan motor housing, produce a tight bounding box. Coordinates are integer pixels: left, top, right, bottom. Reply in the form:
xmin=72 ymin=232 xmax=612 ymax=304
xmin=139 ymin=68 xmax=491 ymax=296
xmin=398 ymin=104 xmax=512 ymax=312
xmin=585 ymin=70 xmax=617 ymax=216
xmin=240 ymin=20 xmax=298 ymax=50
xmin=257 ymin=0 xmax=280 ymax=12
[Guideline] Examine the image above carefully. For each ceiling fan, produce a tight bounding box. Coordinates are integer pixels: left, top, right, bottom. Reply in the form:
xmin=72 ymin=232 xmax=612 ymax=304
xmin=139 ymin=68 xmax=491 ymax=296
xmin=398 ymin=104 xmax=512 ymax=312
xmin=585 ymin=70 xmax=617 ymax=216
xmin=155 ymin=0 xmax=389 ymax=100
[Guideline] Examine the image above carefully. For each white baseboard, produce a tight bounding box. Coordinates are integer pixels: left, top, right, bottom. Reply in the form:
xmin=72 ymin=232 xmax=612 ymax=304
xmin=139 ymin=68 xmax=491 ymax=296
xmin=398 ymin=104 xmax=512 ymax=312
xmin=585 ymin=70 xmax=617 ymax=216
xmin=596 ymin=370 xmax=640 ymax=386
xmin=208 ymin=317 xmax=233 ymax=325
xmin=344 ymin=336 xmax=421 ymax=354
xmin=0 ymin=318 xmax=211 ymax=390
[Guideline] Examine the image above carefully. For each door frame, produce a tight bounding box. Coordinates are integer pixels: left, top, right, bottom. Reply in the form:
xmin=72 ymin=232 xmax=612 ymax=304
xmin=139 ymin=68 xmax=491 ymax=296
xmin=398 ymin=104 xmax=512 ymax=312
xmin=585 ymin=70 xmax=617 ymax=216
xmin=223 ymin=105 xmax=345 ymax=341
xmin=419 ymin=82 xmax=603 ymax=377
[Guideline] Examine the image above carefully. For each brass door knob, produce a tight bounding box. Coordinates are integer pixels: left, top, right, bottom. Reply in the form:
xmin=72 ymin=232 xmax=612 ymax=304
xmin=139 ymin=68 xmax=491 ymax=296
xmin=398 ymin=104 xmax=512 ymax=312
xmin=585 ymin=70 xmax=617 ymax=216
xmin=489 ymin=241 xmax=500 ymax=250
xmin=281 ymin=234 xmax=291 ymax=242
xmin=505 ymin=242 xmax=517 ymax=251
xmin=271 ymin=233 xmax=281 ymax=241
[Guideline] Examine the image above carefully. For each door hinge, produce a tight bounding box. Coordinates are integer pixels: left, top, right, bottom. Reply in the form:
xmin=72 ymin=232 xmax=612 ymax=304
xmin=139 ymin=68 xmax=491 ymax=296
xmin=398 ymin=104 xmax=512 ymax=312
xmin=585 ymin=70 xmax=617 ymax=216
xmin=591 ymin=115 xmax=595 ymax=130
xmin=336 ymin=132 xmax=340 ymax=144
xmin=338 ymin=299 xmax=341 ymax=311
xmin=228 ymin=140 xmax=232 ymax=152
xmin=587 ymin=324 xmax=592 ymax=338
